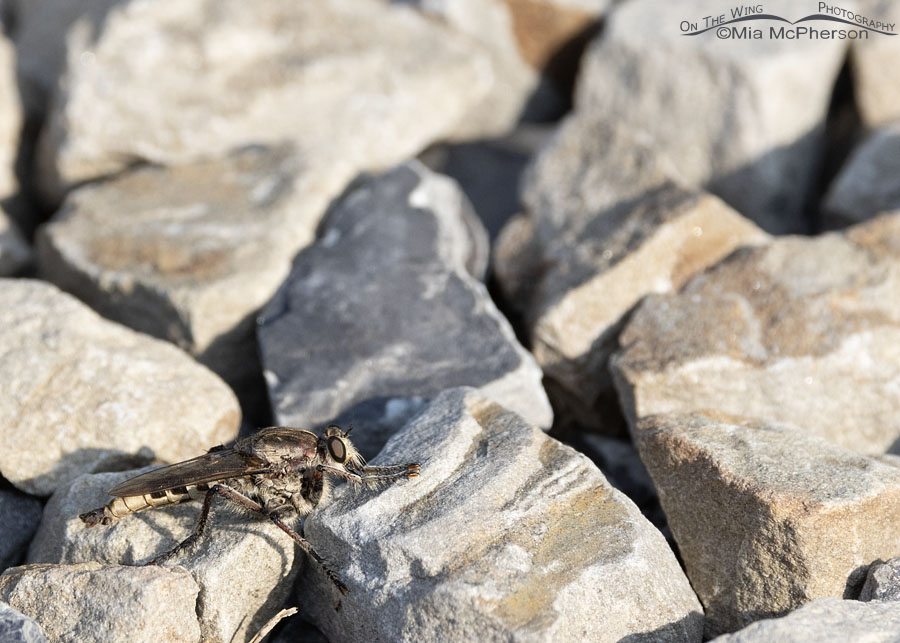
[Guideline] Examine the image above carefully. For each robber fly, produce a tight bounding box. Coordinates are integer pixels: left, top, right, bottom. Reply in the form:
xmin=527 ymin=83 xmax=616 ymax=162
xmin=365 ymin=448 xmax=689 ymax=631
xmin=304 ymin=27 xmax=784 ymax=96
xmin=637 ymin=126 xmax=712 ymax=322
xmin=79 ymin=425 xmax=419 ymax=595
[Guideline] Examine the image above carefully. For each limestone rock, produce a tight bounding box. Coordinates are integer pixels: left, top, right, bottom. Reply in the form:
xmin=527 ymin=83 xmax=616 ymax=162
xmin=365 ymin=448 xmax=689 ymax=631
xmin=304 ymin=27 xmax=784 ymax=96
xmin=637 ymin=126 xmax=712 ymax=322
xmin=613 ymin=214 xmax=900 ymax=455
xmin=0 ymin=487 xmax=43 ymax=572
xmin=824 ymin=125 xmax=900 ymax=227
xmin=37 ymin=145 xmax=317 ymax=415
xmin=0 ymin=209 xmax=32 ymax=276
xmin=258 ymin=163 xmax=551 ymax=457
xmin=851 ymin=2 xmax=900 ymax=127
xmin=529 ymin=0 xmax=846 ymax=233
xmin=709 ymin=597 xmax=900 ymax=643
xmin=0 ymin=562 xmax=201 ymax=643
xmin=28 ymin=467 xmax=299 ymax=643
xmin=636 ymin=412 xmax=900 ymax=637
xmin=297 ymin=388 xmax=704 ymax=642
xmin=860 ymin=557 xmax=900 ymax=602
xmin=0 ymin=33 xmax=20 ymax=202
xmin=36 ymin=0 xmax=493 ymax=202
xmin=0 ymin=601 xmax=46 ymax=643
xmin=496 ymin=183 xmax=767 ymax=431
xmin=0 ymin=279 xmax=240 ymax=496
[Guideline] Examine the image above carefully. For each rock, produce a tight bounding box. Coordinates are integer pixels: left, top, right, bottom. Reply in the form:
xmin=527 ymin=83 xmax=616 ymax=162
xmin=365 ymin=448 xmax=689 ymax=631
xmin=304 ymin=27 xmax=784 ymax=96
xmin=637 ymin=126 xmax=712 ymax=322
xmin=709 ymin=597 xmax=900 ymax=643
xmin=823 ymin=125 xmax=900 ymax=227
xmin=0 ymin=279 xmax=240 ymax=496
xmin=36 ymin=0 xmax=493 ymax=203
xmin=0 ymin=486 xmax=43 ymax=572
xmin=0 ymin=209 xmax=32 ymax=276
xmin=258 ymin=163 xmax=551 ymax=457
xmin=635 ymin=412 xmax=900 ymax=637
xmin=851 ymin=2 xmax=900 ymax=127
xmin=297 ymin=388 xmax=703 ymax=642
xmin=0 ymin=561 xmax=201 ymax=643
xmin=612 ymin=213 xmax=900 ymax=455
xmin=36 ymin=144 xmax=317 ymax=418
xmin=530 ymin=0 xmax=846 ymax=234
xmin=28 ymin=467 xmax=300 ymax=643
xmin=0 ymin=33 xmax=20 ymax=201
xmin=860 ymin=558 xmax=900 ymax=601
xmin=0 ymin=601 xmax=47 ymax=643
xmin=496 ymin=183 xmax=768 ymax=432
xmin=408 ymin=0 xmax=605 ymax=137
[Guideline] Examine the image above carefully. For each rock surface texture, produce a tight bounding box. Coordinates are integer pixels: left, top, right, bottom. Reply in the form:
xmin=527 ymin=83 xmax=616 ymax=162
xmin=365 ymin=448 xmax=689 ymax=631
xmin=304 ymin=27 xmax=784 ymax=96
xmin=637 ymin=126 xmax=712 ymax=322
xmin=824 ymin=124 xmax=900 ymax=227
xmin=0 ymin=562 xmax=201 ymax=643
xmin=0 ymin=34 xmax=19 ymax=203
xmin=860 ymin=557 xmax=900 ymax=602
xmin=297 ymin=388 xmax=704 ymax=642
xmin=496 ymin=183 xmax=767 ymax=431
xmin=709 ymin=597 xmax=900 ymax=643
xmin=29 ymin=467 xmax=300 ymax=643
xmin=613 ymin=214 xmax=900 ymax=455
xmin=0 ymin=601 xmax=47 ymax=643
xmin=851 ymin=1 xmax=900 ymax=127
xmin=36 ymin=0 xmax=493 ymax=202
xmin=635 ymin=412 xmax=900 ymax=637
xmin=0 ymin=210 xmax=31 ymax=276
xmin=0 ymin=487 xmax=43 ymax=572
xmin=0 ymin=279 xmax=240 ymax=496
xmin=259 ymin=163 xmax=551 ymax=457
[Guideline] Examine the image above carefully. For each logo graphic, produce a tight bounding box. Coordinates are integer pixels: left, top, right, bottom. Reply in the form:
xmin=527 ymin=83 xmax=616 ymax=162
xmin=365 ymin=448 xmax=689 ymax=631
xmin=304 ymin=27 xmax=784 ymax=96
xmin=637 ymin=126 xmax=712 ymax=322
xmin=680 ymin=3 xmax=897 ymax=40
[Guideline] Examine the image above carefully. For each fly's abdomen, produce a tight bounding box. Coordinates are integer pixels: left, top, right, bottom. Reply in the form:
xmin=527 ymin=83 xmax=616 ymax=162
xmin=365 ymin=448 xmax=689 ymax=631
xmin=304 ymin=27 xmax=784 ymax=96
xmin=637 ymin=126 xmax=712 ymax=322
xmin=80 ymin=484 xmax=211 ymax=526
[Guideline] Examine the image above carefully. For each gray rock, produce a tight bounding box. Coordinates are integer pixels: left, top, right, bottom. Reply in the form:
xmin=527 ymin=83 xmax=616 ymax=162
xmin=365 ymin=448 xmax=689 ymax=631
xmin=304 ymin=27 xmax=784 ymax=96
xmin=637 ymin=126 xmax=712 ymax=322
xmin=0 ymin=562 xmax=201 ymax=643
xmin=0 ymin=279 xmax=240 ymax=496
xmin=635 ymin=412 xmax=900 ymax=637
xmin=0 ymin=33 xmax=19 ymax=202
xmin=0 ymin=602 xmax=46 ymax=643
xmin=860 ymin=558 xmax=900 ymax=602
xmin=297 ymin=388 xmax=704 ymax=642
xmin=36 ymin=145 xmax=320 ymax=417
xmin=851 ymin=1 xmax=900 ymax=127
xmin=35 ymin=0 xmax=493 ymax=202
xmin=0 ymin=209 xmax=32 ymax=276
xmin=496 ymin=183 xmax=767 ymax=431
xmin=28 ymin=467 xmax=300 ymax=643
xmin=258 ymin=163 xmax=551 ymax=457
xmin=612 ymin=213 xmax=900 ymax=455
xmin=0 ymin=487 xmax=43 ymax=572
xmin=824 ymin=125 xmax=900 ymax=227
xmin=709 ymin=597 xmax=900 ymax=643
xmin=532 ymin=0 xmax=846 ymax=233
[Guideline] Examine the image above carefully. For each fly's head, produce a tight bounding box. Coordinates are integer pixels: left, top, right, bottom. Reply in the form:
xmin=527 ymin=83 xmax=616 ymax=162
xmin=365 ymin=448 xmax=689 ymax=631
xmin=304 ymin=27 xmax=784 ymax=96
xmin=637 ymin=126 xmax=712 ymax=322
xmin=318 ymin=424 xmax=366 ymax=473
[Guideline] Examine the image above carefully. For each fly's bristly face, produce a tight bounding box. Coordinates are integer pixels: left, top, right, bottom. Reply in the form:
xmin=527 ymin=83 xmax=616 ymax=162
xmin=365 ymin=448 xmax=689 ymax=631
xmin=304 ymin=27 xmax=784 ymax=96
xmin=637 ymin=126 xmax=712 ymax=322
xmin=320 ymin=424 xmax=366 ymax=472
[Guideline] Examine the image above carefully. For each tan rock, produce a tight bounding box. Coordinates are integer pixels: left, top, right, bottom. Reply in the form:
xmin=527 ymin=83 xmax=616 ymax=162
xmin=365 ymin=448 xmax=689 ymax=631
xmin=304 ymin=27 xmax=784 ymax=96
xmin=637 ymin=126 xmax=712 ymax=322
xmin=0 ymin=209 xmax=31 ymax=276
xmin=636 ymin=412 xmax=900 ymax=637
xmin=613 ymin=214 xmax=900 ymax=455
xmin=0 ymin=34 xmax=20 ymax=201
xmin=851 ymin=1 xmax=900 ymax=127
xmin=0 ymin=279 xmax=240 ymax=496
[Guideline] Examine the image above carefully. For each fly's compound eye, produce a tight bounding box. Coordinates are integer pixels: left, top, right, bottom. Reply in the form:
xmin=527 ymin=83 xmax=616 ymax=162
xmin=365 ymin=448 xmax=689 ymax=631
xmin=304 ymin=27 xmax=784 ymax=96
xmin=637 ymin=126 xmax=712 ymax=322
xmin=327 ymin=436 xmax=348 ymax=463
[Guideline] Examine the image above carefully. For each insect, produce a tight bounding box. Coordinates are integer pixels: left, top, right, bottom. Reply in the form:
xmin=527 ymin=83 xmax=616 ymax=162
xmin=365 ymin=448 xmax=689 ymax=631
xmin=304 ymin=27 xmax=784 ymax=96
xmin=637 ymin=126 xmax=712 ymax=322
xmin=79 ymin=425 xmax=420 ymax=595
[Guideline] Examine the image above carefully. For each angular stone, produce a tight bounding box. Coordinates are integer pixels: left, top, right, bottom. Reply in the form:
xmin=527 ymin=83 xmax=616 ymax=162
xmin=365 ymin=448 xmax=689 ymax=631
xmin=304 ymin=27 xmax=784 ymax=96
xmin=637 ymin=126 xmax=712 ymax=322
xmin=259 ymin=163 xmax=551 ymax=457
xmin=0 ymin=209 xmax=32 ymax=276
xmin=0 ymin=279 xmax=240 ymax=496
xmin=709 ymin=597 xmax=900 ymax=643
xmin=636 ymin=412 xmax=900 ymax=637
xmin=824 ymin=125 xmax=900 ymax=227
xmin=613 ymin=214 xmax=900 ymax=455
xmin=36 ymin=145 xmax=319 ymax=415
xmin=0 ymin=486 xmax=43 ymax=572
xmin=860 ymin=557 xmax=900 ymax=602
xmin=36 ymin=0 xmax=492 ymax=202
xmin=0 ymin=562 xmax=201 ymax=643
xmin=28 ymin=467 xmax=299 ymax=643
xmin=0 ymin=601 xmax=47 ymax=643
xmin=531 ymin=0 xmax=846 ymax=233
xmin=298 ymin=388 xmax=704 ymax=642
xmin=0 ymin=33 xmax=20 ymax=201
xmin=851 ymin=1 xmax=900 ymax=127
xmin=409 ymin=0 xmax=605 ymax=137
xmin=496 ymin=183 xmax=767 ymax=431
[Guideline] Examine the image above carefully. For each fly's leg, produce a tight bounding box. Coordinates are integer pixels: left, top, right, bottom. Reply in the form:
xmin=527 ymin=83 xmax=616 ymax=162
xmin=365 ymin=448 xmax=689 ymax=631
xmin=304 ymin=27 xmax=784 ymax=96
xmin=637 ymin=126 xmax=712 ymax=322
xmin=317 ymin=463 xmax=419 ymax=485
xmin=268 ymin=510 xmax=349 ymax=596
xmin=146 ymin=484 xmax=262 ymax=566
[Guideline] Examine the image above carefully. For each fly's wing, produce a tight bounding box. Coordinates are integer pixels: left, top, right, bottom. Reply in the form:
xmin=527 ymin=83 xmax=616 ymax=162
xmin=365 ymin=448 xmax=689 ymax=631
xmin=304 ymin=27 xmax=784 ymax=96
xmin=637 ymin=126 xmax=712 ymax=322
xmin=108 ymin=448 xmax=271 ymax=497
